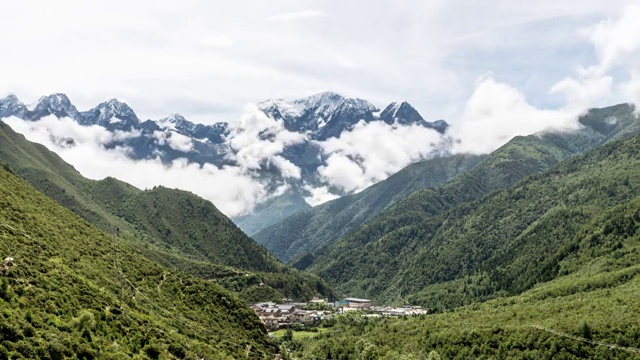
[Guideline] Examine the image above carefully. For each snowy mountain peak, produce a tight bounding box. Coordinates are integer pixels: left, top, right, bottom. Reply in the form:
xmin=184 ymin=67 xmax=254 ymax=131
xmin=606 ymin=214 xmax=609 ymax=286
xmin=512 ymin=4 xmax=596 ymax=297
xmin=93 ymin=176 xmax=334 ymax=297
xmin=0 ymin=94 xmax=27 ymax=118
xmin=38 ymin=93 xmax=71 ymax=105
xmin=293 ymin=91 xmax=345 ymax=111
xmin=155 ymin=113 xmax=228 ymax=144
xmin=158 ymin=113 xmax=187 ymax=125
xmin=380 ymin=101 xmax=422 ymax=125
xmin=89 ymin=99 xmax=140 ymax=123
xmin=30 ymin=93 xmax=80 ymax=120
xmin=102 ymin=98 xmax=135 ymax=114
xmin=82 ymin=98 xmax=139 ymax=129
xmin=157 ymin=113 xmax=194 ymax=132
xmin=2 ymin=94 xmax=20 ymax=103
xmin=335 ymin=97 xmax=378 ymax=112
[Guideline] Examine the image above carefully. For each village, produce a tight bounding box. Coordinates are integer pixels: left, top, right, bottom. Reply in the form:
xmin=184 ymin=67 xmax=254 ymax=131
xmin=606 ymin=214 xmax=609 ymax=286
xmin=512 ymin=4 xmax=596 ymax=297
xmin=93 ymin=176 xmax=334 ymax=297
xmin=250 ymin=296 xmax=428 ymax=331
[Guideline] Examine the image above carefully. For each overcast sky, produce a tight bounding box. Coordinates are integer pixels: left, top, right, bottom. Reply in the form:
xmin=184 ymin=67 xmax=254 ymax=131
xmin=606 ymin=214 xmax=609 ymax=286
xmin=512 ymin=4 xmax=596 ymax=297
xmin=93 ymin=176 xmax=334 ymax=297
xmin=0 ymin=0 xmax=635 ymax=125
xmin=3 ymin=1 xmax=640 ymax=216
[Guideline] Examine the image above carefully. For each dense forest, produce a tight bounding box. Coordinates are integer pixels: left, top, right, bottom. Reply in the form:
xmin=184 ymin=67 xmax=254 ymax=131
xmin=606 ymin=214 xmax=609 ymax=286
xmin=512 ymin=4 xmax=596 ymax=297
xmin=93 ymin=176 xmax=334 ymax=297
xmin=258 ymin=103 xmax=639 ymax=265
xmin=0 ymin=121 xmax=333 ymax=303
xmin=0 ymin=163 xmax=277 ymax=359
xmin=254 ymin=154 xmax=485 ymax=263
xmin=308 ymin=129 xmax=640 ymax=308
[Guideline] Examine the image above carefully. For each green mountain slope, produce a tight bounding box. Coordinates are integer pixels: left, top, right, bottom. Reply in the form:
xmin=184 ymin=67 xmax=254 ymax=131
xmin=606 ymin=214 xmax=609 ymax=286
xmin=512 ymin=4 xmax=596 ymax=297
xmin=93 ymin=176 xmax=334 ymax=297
xmin=295 ymin=187 xmax=640 ymax=359
xmin=255 ymin=104 xmax=637 ymax=264
xmin=254 ymin=154 xmax=485 ymax=263
xmin=295 ymin=222 xmax=640 ymax=359
xmin=309 ymin=127 xmax=640 ymax=308
xmin=0 ymin=121 xmax=333 ymax=302
xmin=0 ymin=164 xmax=276 ymax=359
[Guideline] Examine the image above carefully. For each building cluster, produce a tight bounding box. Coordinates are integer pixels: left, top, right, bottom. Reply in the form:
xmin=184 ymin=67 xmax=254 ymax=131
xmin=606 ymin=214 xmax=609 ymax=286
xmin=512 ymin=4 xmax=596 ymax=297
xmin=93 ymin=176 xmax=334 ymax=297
xmin=250 ymin=300 xmax=333 ymax=331
xmin=369 ymin=306 xmax=428 ymax=316
xmin=250 ymin=296 xmax=428 ymax=330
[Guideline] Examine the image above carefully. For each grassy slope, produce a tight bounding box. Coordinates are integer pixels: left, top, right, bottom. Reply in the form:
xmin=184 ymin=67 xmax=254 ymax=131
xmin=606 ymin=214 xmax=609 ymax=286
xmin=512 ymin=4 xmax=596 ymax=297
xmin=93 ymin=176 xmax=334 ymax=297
xmin=256 ymin=103 xmax=638 ymax=264
xmin=0 ymin=121 xmax=333 ymax=302
xmin=254 ymin=154 xmax=486 ymax=263
xmin=0 ymin=164 xmax=276 ymax=359
xmin=293 ymin=173 xmax=640 ymax=359
xmin=309 ymin=118 xmax=640 ymax=307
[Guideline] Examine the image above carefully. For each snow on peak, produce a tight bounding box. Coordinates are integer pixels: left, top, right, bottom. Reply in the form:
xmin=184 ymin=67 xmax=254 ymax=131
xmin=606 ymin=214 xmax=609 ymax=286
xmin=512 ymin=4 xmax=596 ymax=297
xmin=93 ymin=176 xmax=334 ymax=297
xmin=158 ymin=113 xmax=187 ymax=124
xmin=293 ymin=91 xmax=345 ymax=111
xmin=37 ymin=93 xmax=72 ymax=110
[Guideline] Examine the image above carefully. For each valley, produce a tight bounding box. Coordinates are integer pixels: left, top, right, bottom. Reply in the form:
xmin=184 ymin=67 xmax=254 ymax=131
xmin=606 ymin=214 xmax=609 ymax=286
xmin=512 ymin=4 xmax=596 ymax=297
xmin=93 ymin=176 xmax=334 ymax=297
xmin=2 ymin=99 xmax=640 ymax=359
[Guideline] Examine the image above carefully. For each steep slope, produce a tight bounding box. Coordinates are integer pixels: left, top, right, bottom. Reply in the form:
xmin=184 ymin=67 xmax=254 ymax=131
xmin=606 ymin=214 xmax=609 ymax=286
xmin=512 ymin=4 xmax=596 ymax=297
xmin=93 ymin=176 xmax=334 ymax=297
xmin=309 ymin=129 xmax=640 ymax=308
xmin=0 ymin=164 xmax=276 ymax=359
xmin=294 ymin=167 xmax=640 ymax=358
xmin=1 ymin=91 xmax=453 ymax=236
xmin=0 ymin=121 xmax=333 ymax=301
xmin=295 ymin=200 xmax=640 ymax=359
xmin=280 ymin=103 xmax=638 ymax=267
xmin=254 ymin=154 xmax=485 ymax=262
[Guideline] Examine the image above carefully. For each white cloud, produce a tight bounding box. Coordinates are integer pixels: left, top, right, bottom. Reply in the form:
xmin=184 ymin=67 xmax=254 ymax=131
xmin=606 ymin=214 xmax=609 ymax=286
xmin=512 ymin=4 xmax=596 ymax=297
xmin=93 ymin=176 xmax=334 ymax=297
xmin=318 ymin=154 xmax=365 ymax=193
xmin=269 ymin=156 xmax=301 ymax=179
xmin=228 ymin=105 xmax=306 ymax=174
xmin=587 ymin=5 xmax=640 ymax=74
xmin=318 ymin=121 xmax=444 ymax=192
xmin=269 ymin=9 xmax=328 ymax=21
xmin=153 ymin=130 xmax=194 ymax=152
xmin=3 ymin=116 xmax=267 ymax=217
xmin=452 ymin=77 xmax=582 ymax=154
xmin=303 ymin=185 xmax=340 ymax=206
xmin=0 ymin=0 xmax=633 ymax=123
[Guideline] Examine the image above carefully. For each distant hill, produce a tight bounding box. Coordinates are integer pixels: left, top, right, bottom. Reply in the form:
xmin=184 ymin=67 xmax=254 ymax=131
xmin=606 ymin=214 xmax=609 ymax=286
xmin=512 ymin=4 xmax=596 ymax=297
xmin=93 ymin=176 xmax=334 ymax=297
xmin=257 ymin=104 xmax=638 ymax=264
xmin=307 ymin=105 xmax=640 ymax=307
xmin=0 ymin=91 xmax=451 ymax=235
xmin=0 ymin=121 xmax=333 ymax=302
xmin=254 ymin=154 xmax=485 ymax=262
xmin=0 ymin=163 xmax=276 ymax=358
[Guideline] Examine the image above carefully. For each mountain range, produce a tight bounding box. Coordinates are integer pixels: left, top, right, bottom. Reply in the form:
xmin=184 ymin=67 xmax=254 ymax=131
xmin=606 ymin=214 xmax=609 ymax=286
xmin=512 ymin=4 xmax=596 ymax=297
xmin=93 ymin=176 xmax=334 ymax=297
xmin=3 ymin=89 xmax=640 ymax=358
xmin=277 ymin=103 xmax=640 ymax=305
xmin=0 ymin=120 xmax=333 ymax=304
xmin=255 ymin=104 xmax=639 ymax=264
xmin=288 ymin=103 xmax=640 ymax=358
xmin=0 ymin=91 xmax=449 ymax=234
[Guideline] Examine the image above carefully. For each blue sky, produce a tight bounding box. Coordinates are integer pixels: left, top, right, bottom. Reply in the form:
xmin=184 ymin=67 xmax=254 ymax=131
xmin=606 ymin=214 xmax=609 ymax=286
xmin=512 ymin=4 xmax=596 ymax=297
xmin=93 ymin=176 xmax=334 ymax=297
xmin=0 ymin=0 xmax=635 ymax=125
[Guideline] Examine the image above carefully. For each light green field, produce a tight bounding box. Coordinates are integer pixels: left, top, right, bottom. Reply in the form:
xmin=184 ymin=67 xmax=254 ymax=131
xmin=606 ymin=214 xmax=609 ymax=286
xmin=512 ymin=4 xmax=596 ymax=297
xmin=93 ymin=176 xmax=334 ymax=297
xmin=271 ymin=327 xmax=330 ymax=340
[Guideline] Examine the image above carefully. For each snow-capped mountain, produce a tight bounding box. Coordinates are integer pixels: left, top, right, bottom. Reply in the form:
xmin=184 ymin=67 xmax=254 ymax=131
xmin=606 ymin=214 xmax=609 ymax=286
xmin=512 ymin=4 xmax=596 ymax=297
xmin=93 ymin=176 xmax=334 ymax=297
xmin=80 ymin=98 xmax=139 ymax=131
xmin=258 ymin=91 xmax=348 ymax=133
xmin=258 ymin=92 xmax=449 ymax=140
xmin=157 ymin=113 xmax=229 ymax=144
xmin=0 ymin=94 xmax=27 ymax=119
xmin=0 ymin=91 xmax=450 ymax=234
xmin=380 ymin=101 xmax=449 ymax=133
xmin=30 ymin=93 xmax=82 ymax=121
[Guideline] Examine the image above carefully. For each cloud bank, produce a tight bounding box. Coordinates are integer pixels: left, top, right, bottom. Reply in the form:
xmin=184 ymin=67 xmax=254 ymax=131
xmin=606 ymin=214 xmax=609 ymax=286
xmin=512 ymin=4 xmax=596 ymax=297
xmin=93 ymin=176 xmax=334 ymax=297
xmin=317 ymin=121 xmax=444 ymax=192
xmin=3 ymin=115 xmax=270 ymax=217
xmin=3 ymin=4 xmax=640 ymax=216
xmin=451 ymin=5 xmax=640 ymax=155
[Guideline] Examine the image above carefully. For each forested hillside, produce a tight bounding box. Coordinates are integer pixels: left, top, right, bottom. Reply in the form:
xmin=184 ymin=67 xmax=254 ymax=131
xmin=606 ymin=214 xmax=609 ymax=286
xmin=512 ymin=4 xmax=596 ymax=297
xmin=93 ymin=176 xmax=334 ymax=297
xmin=0 ymin=121 xmax=333 ymax=302
xmin=257 ymin=103 xmax=638 ymax=264
xmin=308 ymin=128 xmax=640 ymax=309
xmin=254 ymin=154 xmax=485 ymax=262
xmin=0 ymin=164 xmax=276 ymax=359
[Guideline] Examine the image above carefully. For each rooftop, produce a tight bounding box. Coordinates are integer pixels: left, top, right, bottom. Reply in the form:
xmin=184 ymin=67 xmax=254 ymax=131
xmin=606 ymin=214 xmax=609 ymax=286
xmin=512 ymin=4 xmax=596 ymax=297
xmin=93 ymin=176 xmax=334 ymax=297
xmin=344 ymin=297 xmax=371 ymax=303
